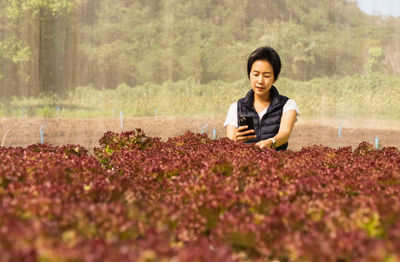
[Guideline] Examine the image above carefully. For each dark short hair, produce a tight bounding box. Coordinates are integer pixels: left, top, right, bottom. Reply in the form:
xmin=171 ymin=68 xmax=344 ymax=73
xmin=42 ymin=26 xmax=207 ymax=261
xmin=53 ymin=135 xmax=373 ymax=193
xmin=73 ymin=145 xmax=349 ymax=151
xmin=247 ymin=46 xmax=281 ymax=81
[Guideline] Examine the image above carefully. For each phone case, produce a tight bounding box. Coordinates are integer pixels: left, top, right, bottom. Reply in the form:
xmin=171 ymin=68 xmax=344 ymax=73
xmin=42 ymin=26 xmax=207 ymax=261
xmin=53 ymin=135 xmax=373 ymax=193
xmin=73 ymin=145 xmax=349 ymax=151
xmin=239 ymin=116 xmax=255 ymax=133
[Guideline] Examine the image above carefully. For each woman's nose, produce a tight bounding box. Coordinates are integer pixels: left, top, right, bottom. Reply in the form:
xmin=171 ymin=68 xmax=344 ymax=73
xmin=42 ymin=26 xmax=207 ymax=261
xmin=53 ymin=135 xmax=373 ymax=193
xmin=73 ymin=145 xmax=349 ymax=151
xmin=257 ymin=75 xmax=263 ymax=83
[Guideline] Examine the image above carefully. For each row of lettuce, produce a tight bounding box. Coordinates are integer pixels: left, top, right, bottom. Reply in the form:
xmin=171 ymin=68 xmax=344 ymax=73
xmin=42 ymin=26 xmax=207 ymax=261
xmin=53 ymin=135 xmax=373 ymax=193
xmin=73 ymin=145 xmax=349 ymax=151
xmin=1 ymin=72 xmax=400 ymax=119
xmin=1 ymin=130 xmax=400 ymax=261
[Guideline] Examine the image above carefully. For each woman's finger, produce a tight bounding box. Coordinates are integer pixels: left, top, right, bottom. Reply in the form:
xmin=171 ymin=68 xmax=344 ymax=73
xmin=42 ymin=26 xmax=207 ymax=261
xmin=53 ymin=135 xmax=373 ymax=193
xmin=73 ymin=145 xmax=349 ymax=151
xmin=255 ymin=141 xmax=264 ymax=148
xmin=237 ymin=131 xmax=255 ymax=139
xmin=237 ymin=134 xmax=256 ymax=142
xmin=237 ymin=126 xmax=248 ymax=132
xmin=237 ymin=129 xmax=255 ymax=136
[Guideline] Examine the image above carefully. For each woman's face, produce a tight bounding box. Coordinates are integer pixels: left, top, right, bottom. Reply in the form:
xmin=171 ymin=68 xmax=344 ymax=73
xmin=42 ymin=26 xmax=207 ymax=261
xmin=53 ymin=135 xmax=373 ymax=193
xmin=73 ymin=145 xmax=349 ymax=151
xmin=249 ymin=60 xmax=275 ymax=99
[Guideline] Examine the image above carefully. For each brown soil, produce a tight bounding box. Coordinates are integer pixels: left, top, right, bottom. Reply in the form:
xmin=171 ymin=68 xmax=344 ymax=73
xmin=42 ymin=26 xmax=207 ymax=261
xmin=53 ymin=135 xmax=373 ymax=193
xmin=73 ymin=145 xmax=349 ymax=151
xmin=1 ymin=116 xmax=400 ymax=152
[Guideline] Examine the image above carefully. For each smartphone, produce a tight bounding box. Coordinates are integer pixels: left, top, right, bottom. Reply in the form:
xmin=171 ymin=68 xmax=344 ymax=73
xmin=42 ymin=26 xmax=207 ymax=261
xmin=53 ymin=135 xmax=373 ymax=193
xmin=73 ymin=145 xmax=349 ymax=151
xmin=239 ymin=116 xmax=255 ymax=135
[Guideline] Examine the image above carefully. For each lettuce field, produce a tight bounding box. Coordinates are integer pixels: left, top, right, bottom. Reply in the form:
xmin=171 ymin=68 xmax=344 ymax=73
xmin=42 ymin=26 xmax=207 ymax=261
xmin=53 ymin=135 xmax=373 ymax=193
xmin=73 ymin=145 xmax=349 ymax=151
xmin=1 ymin=130 xmax=400 ymax=261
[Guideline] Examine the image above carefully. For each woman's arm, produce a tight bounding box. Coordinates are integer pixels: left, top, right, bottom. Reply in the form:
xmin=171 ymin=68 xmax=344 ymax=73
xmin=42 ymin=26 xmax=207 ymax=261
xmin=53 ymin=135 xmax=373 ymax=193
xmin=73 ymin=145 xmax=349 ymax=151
xmin=226 ymin=124 xmax=237 ymax=140
xmin=255 ymin=110 xmax=297 ymax=149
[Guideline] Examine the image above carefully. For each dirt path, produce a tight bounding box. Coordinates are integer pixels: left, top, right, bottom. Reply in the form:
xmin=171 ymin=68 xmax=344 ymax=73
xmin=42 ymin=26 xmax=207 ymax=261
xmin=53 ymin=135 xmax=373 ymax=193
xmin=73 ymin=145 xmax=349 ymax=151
xmin=1 ymin=116 xmax=400 ymax=151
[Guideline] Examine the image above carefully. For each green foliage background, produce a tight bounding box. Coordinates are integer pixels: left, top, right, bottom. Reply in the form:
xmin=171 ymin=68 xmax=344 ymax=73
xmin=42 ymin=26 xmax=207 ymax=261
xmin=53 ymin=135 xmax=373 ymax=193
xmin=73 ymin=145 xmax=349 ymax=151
xmin=1 ymin=0 xmax=400 ymax=119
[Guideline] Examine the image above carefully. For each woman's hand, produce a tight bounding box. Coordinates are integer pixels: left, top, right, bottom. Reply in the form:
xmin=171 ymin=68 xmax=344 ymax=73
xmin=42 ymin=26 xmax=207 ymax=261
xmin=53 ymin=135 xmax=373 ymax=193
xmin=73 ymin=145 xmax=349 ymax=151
xmin=256 ymin=139 xmax=273 ymax=149
xmin=225 ymin=124 xmax=256 ymax=142
xmin=235 ymin=126 xmax=256 ymax=142
xmin=255 ymin=110 xmax=297 ymax=149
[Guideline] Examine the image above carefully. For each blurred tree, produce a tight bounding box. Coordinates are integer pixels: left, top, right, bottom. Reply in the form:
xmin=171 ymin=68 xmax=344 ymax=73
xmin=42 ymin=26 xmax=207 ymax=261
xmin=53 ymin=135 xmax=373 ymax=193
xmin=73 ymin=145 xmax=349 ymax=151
xmin=367 ymin=46 xmax=384 ymax=73
xmin=38 ymin=6 xmax=77 ymax=96
xmin=1 ymin=0 xmax=400 ymax=99
xmin=385 ymin=39 xmax=400 ymax=75
xmin=0 ymin=0 xmax=76 ymax=98
xmin=0 ymin=0 xmax=34 ymax=97
xmin=380 ymin=17 xmax=400 ymax=75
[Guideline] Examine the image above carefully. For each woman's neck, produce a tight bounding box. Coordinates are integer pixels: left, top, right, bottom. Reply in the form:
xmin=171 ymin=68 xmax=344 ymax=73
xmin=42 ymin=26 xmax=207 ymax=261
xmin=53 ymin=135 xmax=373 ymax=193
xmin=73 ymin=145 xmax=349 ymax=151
xmin=253 ymin=92 xmax=271 ymax=113
xmin=254 ymin=91 xmax=271 ymax=105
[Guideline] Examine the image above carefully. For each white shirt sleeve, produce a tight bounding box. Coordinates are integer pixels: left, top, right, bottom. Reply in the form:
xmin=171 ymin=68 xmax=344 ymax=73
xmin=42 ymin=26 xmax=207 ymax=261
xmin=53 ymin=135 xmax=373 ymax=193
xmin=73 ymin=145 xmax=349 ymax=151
xmin=283 ymin=99 xmax=299 ymax=123
xmin=224 ymin=102 xmax=238 ymax=127
xmin=283 ymin=99 xmax=300 ymax=115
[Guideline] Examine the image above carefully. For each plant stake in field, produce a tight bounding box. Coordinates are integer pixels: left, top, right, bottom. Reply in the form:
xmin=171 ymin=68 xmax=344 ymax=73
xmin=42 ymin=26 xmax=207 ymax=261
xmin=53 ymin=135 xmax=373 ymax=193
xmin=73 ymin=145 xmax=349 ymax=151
xmin=1 ymin=129 xmax=10 ymax=147
xmin=374 ymin=136 xmax=380 ymax=150
xmin=120 ymin=110 xmax=123 ymax=129
xmin=40 ymin=126 xmax=44 ymax=144
xmin=212 ymin=127 xmax=217 ymax=139
xmin=338 ymin=125 xmax=342 ymax=138
xmin=201 ymin=124 xmax=208 ymax=135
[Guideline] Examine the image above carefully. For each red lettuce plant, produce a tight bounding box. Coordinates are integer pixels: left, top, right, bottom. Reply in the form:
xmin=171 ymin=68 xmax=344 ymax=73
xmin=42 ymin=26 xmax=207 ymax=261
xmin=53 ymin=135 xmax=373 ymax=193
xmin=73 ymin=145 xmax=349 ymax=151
xmin=1 ymin=131 xmax=400 ymax=261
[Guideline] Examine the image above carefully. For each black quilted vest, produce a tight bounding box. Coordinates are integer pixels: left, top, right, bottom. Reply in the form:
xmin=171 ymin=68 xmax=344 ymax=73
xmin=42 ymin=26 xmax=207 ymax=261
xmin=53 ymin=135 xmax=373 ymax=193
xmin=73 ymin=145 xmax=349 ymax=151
xmin=237 ymin=86 xmax=289 ymax=151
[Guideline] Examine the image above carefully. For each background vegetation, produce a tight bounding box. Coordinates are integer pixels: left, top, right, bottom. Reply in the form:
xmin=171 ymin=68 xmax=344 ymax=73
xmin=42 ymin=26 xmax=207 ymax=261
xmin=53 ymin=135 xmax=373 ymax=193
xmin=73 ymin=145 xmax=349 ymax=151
xmin=1 ymin=0 xmax=400 ymax=119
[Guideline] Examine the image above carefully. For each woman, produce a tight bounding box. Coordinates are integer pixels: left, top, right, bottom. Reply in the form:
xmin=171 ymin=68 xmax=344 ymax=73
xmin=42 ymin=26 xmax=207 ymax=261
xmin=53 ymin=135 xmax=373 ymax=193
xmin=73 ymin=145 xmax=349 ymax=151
xmin=224 ymin=46 xmax=299 ymax=150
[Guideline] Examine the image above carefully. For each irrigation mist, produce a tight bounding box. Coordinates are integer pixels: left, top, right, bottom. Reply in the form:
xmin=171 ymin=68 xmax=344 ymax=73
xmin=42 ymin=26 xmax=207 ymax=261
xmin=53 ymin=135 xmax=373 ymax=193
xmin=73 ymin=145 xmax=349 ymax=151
xmin=1 ymin=0 xmax=400 ymax=149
